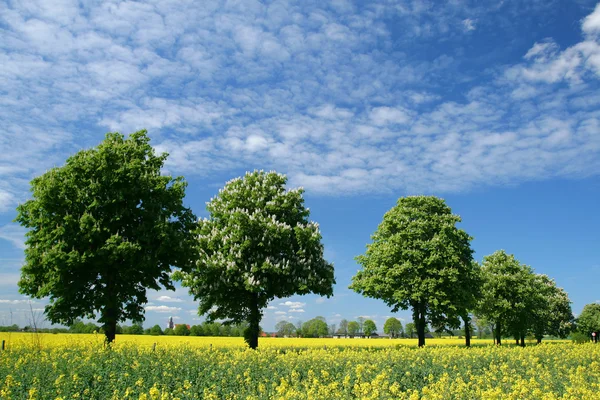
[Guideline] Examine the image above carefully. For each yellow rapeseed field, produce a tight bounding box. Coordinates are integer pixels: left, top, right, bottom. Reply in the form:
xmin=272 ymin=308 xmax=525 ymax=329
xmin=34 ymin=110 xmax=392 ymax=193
xmin=0 ymin=333 xmax=596 ymax=399
xmin=0 ymin=332 xmax=510 ymax=349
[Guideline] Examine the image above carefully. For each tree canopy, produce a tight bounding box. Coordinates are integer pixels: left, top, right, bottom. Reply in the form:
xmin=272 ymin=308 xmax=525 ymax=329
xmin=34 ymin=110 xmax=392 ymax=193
xmin=477 ymin=250 xmax=533 ymax=346
xmin=476 ymin=250 xmax=573 ymax=346
xmin=149 ymin=325 xmax=164 ymax=336
xmin=530 ymin=274 xmax=573 ymax=343
xmin=350 ymin=196 xmax=475 ymax=346
xmin=174 ymin=324 xmax=190 ymax=336
xmin=16 ymin=130 xmax=197 ymax=343
xmin=175 ymin=170 xmax=334 ymax=349
xmin=275 ymin=321 xmax=296 ymax=337
xmin=405 ymin=322 xmax=416 ymax=338
xmin=383 ymin=317 xmax=403 ymax=338
xmin=577 ymin=303 xmax=600 ymax=336
xmin=347 ymin=321 xmax=360 ymax=336
xmin=302 ymin=317 xmax=329 ymax=338
xmin=363 ymin=320 xmax=377 ymax=337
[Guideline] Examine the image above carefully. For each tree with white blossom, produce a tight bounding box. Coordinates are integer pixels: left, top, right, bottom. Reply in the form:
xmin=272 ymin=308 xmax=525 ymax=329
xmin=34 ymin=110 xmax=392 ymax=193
xmin=174 ymin=170 xmax=335 ymax=349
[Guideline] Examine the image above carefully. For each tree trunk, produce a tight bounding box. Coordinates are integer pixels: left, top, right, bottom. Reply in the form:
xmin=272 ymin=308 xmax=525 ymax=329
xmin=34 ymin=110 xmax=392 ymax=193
xmin=102 ymin=302 xmax=118 ymax=344
xmin=537 ymin=337 xmax=542 ymax=344
xmin=244 ymin=294 xmax=261 ymax=349
xmin=417 ymin=303 xmax=426 ymax=347
xmin=463 ymin=315 xmax=471 ymax=347
xmin=515 ymin=338 xmax=519 ymax=345
xmin=104 ymin=320 xmax=117 ymax=344
xmin=495 ymin=322 xmax=502 ymax=346
xmin=102 ymin=275 xmax=118 ymax=344
xmin=520 ymin=333 xmax=525 ymax=348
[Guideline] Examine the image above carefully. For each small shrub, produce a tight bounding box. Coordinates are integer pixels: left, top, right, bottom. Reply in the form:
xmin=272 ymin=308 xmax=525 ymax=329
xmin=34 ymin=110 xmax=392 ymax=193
xmin=571 ymin=332 xmax=589 ymax=344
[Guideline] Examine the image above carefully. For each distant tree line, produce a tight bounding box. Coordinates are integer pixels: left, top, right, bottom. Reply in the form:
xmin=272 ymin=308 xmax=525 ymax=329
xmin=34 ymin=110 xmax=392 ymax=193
xmin=66 ymin=320 xmax=250 ymax=337
xmin=0 ymin=324 xmax=69 ymax=333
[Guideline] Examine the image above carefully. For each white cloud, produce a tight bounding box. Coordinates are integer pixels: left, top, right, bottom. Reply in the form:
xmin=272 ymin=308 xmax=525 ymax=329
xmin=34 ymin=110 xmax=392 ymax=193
xmin=156 ymin=295 xmax=183 ymax=303
xmin=462 ymin=19 xmax=476 ymax=32
xmin=369 ymin=106 xmax=410 ymax=126
xmin=267 ymin=306 xmax=277 ymax=310
xmin=145 ymin=305 xmax=181 ymax=313
xmin=274 ymin=311 xmax=286 ymax=315
xmin=289 ymin=309 xmax=305 ymax=313
xmin=279 ymin=301 xmax=305 ymax=309
xmin=583 ymin=3 xmax=600 ymax=36
xmin=315 ymin=297 xmax=327 ymax=304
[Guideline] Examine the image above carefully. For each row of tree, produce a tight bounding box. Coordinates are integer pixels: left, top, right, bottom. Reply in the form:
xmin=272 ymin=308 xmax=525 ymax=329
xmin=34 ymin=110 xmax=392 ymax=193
xmin=350 ymin=196 xmax=575 ymax=347
xmin=14 ymin=131 xmax=580 ymax=349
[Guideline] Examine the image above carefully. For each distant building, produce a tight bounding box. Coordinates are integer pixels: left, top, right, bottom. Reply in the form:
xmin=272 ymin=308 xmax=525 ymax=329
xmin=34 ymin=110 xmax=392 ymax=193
xmin=167 ymin=316 xmax=174 ymax=329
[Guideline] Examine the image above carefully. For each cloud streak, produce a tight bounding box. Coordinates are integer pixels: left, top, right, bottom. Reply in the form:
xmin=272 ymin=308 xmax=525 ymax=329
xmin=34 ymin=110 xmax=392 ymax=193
xmin=156 ymin=295 xmax=184 ymax=303
xmin=145 ymin=305 xmax=181 ymax=313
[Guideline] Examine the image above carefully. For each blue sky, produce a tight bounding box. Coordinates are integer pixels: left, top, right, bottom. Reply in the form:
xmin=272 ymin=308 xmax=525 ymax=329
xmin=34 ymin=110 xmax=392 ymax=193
xmin=1 ymin=0 xmax=599 ymax=332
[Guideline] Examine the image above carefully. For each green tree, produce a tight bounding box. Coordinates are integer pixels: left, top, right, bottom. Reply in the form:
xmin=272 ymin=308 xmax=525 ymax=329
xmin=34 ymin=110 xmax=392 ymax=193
xmin=202 ymin=322 xmax=222 ymax=337
xmin=175 ymin=171 xmax=334 ymax=349
xmin=472 ymin=315 xmax=491 ymax=339
xmin=275 ymin=320 xmax=296 ymax=337
xmin=405 ymin=322 xmax=416 ymax=338
xmin=0 ymin=325 xmax=20 ymax=332
xmin=129 ymin=323 xmax=144 ymax=335
xmin=174 ymin=324 xmax=190 ymax=336
xmin=302 ymin=317 xmax=329 ymax=338
xmin=189 ymin=325 xmax=205 ymax=336
xmin=149 ymin=324 xmax=163 ymax=336
xmin=231 ymin=322 xmax=248 ymax=337
xmin=530 ymin=274 xmax=573 ymax=343
xmin=295 ymin=321 xmax=303 ymax=337
xmin=383 ymin=317 xmax=403 ymax=338
xmin=350 ymin=196 xmax=475 ymax=347
xmin=69 ymin=320 xmax=86 ymax=333
xmin=347 ymin=321 xmax=360 ymax=337
xmin=16 ymin=131 xmax=197 ymax=343
xmin=85 ymin=323 xmax=100 ymax=333
xmin=477 ymin=250 xmax=533 ymax=346
xmin=363 ymin=320 xmax=377 ymax=337
xmin=164 ymin=328 xmax=175 ymax=336
xmin=577 ymin=303 xmax=600 ymax=337
xmin=440 ymin=261 xmax=482 ymax=347
xmin=220 ymin=324 xmax=232 ymax=336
